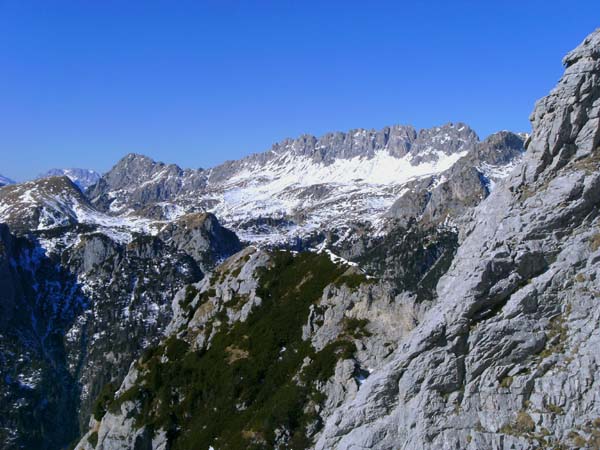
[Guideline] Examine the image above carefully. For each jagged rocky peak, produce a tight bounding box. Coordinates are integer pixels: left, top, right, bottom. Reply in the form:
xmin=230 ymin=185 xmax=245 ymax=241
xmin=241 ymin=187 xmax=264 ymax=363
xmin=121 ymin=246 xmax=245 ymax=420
xmin=95 ymin=153 xmax=184 ymax=191
xmin=270 ymin=124 xmax=419 ymax=163
xmin=315 ymin=28 xmax=600 ymax=450
xmin=0 ymin=175 xmax=92 ymax=233
xmin=38 ymin=168 xmax=102 ymax=190
xmin=253 ymin=122 xmax=478 ymax=165
xmin=88 ymin=153 xmax=208 ymax=215
xmin=472 ymin=130 xmax=527 ymax=166
xmin=409 ymin=122 xmax=479 ymax=164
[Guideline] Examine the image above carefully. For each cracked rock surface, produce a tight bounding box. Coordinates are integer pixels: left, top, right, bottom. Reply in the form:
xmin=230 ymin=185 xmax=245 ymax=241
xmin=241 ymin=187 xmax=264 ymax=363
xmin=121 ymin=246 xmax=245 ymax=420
xmin=315 ymin=28 xmax=600 ymax=450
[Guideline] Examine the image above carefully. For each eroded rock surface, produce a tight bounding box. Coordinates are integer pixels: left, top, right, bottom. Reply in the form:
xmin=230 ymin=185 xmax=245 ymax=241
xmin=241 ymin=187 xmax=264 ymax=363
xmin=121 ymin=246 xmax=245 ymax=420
xmin=315 ymin=28 xmax=600 ymax=450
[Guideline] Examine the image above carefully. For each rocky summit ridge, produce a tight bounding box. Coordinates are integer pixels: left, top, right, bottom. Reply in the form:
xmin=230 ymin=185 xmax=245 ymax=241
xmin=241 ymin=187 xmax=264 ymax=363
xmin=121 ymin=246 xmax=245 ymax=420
xmin=86 ymin=122 xmax=524 ymax=246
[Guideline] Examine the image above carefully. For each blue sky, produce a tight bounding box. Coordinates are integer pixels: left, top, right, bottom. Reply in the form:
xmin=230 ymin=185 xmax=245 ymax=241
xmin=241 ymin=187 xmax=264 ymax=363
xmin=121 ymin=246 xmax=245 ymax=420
xmin=1 ymin=1 xmax=599 ymax=181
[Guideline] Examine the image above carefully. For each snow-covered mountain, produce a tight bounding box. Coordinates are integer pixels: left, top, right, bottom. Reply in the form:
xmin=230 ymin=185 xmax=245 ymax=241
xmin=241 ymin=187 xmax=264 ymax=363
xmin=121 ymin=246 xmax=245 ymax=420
xmin=38 ymin=168 xmax=101 ymax=190
xmin=88 ymin=123 xmax=525 ymax=246
xmin=0 ymin=174 xmax=15 ymax=187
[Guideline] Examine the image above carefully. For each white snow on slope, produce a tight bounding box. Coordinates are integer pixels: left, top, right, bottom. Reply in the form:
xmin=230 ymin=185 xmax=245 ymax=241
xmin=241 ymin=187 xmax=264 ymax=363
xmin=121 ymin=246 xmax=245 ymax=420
xmin=202 ymin=150 xmax=468 ymax=244
xmin=38 ymin=168 xmax=101 ymax=190
xmin=0 ymin=180 xmax=160 ymax=251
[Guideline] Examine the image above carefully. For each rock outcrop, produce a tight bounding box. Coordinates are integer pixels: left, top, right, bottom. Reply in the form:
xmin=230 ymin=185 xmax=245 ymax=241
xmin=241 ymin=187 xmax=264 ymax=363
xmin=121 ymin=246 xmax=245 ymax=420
xmin=387 ymin=130 xmax=525 ymax=228
xmin=315 ymin=28 xmax=600 ymax=450
xmin=158 ymin=212 xmax=242 ymax=273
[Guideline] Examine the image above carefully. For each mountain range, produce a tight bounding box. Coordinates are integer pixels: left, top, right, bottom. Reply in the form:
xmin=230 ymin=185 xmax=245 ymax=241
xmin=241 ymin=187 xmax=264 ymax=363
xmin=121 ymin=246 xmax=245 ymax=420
xmin=0 ymin=27 xmax=599 ymax=450
xmin=0 ymin=175 xmax=14 ymax=187
xmin=38 ymin=169 xmax=102 ymax=191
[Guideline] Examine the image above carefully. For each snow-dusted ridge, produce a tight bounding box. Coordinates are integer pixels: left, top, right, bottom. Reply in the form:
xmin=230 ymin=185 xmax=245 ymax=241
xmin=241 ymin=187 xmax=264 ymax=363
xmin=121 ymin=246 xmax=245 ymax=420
xmin=86 ymin=122 xmax=524 ymax=247
xmin=0 ymin=176 xmax=161 ymax=248
xmin=0 ymin=174 xmax=15 ymax=186
xmin=1 ymin=123 xmax=525 ymax=250
xmin=210 ymin=148 xmax=469 ymax=244
xmin=37 ymin=168 xmax=102 ymax=190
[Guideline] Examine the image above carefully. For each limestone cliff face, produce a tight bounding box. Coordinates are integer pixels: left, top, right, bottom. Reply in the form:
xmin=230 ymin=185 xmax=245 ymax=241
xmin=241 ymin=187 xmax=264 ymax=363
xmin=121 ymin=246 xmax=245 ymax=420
xmin=315 ymin=28 xmax=600 ymax=450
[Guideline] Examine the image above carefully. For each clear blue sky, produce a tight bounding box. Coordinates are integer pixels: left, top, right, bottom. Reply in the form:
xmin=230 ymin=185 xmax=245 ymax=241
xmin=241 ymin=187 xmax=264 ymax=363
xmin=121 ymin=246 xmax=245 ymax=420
xmin=1 ymin=1 xmax=599 ymax=181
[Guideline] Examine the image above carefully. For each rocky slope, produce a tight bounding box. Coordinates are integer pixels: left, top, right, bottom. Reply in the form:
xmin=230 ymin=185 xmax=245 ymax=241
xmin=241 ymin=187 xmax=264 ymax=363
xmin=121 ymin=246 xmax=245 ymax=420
xmin=74 ymin=244 xmax=442 ymax=450
xmin=87 ymin=123 xmax=523 ymax=246
xmin=314 ymin=28 xmax=600 ymax=450
xmin=75 ymin=28 xmax=600 ymax=450
xmin=39 ymin=169 xmax=102 ymax=190
xmin=387 ymin=131 xmax=525 ymax=229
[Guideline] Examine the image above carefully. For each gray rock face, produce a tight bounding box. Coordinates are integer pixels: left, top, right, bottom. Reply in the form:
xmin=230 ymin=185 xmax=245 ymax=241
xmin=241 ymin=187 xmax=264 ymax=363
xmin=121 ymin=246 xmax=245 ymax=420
xmin=409 ymin=122 xmax=479 ymax=164
xmin=315 ymin=28 xmax=600 ymax=450
xmin=158 ymin=212 xmax=242 ymax=273
xmin=387 ymin=131 xmax=525 ymax=227
xmin=253 ymin=124 xmax=418 ymax=165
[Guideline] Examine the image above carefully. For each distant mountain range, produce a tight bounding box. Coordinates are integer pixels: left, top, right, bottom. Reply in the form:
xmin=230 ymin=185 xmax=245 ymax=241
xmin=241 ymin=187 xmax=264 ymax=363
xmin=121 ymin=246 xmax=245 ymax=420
xmin=86 ymin=123 xmax=525 ymax=246
xmin=0 ymin=169 xmax=101 ymax=190
xmin=37 ymin=168 xmax=101 ymax=190
xmin=0 ymin=175 xmax=14 ymax=187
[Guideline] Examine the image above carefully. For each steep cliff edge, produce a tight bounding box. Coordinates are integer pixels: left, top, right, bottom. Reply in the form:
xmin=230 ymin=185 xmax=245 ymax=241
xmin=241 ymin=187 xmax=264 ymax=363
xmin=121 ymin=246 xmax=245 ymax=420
xmin=315 ymin=28 xmax=600 ymax=450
